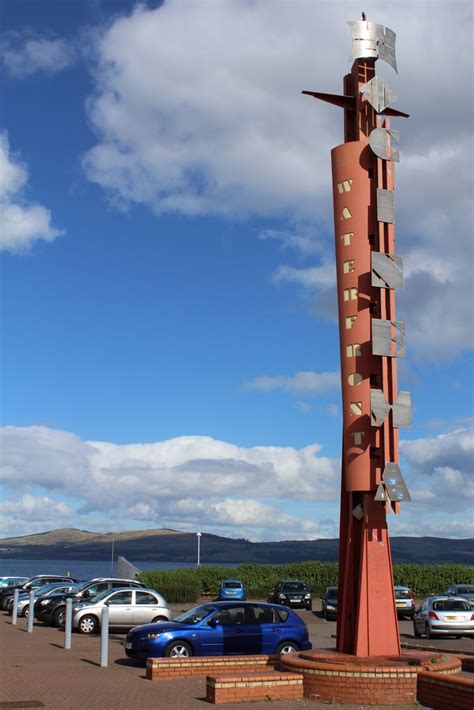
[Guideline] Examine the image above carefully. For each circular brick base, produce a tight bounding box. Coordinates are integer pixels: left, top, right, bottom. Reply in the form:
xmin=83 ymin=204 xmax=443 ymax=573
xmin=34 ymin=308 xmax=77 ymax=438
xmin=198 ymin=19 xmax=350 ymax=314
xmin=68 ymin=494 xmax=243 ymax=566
xmin=280 ymin=649 xmax=461 ymax=705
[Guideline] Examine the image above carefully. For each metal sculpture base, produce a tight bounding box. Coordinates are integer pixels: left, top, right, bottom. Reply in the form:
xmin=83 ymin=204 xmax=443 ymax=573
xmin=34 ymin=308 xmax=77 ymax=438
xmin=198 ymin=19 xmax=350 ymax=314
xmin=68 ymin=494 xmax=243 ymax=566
xmin=280 ymin=649 xmax=461 ymax=705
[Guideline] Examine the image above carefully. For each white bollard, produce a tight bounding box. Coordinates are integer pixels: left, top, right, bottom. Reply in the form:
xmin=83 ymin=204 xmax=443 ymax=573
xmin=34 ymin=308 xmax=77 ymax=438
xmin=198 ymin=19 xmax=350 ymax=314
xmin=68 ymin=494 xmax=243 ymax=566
xmin=64 ymin=598 xmax=73 ymax=649
xmin=27 ymin=590 xmax=35 ymax=633
xmin=12 ymin=589 xmax=19 ymax=625
xmin=100 ymin=606 xmax=109 ymax=667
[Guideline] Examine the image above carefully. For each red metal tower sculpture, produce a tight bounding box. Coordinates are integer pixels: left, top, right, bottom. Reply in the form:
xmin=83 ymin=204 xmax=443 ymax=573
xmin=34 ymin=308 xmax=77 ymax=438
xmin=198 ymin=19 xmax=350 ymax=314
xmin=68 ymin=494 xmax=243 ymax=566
xmin=304 ymin=19 xmax=411 ymax=656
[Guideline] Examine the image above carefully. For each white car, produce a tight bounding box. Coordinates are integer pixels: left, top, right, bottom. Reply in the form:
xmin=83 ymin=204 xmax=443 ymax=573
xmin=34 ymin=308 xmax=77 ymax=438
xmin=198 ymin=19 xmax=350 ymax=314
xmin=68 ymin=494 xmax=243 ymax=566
xmin=72 ymin=587 xmax=171 ymax=634
xmin=413 ymin=596 xmax=474 ymax=639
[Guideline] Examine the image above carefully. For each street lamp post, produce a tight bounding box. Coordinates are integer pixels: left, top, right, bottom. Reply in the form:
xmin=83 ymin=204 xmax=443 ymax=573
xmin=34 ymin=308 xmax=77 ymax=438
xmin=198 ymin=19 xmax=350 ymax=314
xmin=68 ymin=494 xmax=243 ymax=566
xmin=196 ymin=532 xmax=202 ymax=567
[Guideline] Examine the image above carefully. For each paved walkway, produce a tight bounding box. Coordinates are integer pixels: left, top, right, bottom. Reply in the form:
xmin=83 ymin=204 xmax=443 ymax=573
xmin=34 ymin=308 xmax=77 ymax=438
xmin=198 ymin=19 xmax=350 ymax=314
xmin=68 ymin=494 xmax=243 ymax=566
xmin=0 ymin=614 xmax=432 ymax=710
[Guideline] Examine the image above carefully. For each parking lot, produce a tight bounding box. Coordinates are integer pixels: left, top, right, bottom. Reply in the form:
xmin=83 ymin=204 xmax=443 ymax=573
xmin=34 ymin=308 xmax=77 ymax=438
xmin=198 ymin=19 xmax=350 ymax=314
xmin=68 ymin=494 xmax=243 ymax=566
xmin=0 ymin=601 xmax=472 ymax=709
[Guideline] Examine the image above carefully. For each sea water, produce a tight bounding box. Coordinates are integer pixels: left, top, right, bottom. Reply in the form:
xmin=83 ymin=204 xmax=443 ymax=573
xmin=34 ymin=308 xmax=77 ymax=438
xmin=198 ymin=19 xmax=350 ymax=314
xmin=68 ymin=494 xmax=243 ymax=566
xmin=0 ymin=559 xmax=236 ymax=580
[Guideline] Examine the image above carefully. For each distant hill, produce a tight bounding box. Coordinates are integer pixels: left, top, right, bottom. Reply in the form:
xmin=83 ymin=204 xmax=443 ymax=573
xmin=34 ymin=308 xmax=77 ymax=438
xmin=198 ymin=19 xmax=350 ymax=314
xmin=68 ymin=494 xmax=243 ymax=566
xmin=0 ymin=528 xmax=472 ymax=565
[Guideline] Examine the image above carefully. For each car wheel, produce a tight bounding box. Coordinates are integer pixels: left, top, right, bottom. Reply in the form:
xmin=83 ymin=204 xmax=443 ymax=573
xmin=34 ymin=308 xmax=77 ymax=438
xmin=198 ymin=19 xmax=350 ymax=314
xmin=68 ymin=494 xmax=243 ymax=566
xmin=53 ymin=608 xmax=65 ymax=627
xmin=425 ymin=623 xmax=435 ymax=640
xmin=413 ymin=624 xmax=421 ymax=638
xmin=151 ymin=616 xmax=168 ymax=622
xmin=22 ymin=605 xmax=30 ymax=618
xmin=78 ymin=615 xmax=99 ymax=634
xmin=277 ymin=641 xmax=300 ymax=655
xmin=163 ymin=640 xmax=192 ymax=658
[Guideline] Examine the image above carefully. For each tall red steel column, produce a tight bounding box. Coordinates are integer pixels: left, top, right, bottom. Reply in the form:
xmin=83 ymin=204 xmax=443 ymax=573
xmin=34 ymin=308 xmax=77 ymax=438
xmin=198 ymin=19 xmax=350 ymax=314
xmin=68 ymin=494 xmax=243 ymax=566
xmin=304 ymin=19 xmax=412 ymax=656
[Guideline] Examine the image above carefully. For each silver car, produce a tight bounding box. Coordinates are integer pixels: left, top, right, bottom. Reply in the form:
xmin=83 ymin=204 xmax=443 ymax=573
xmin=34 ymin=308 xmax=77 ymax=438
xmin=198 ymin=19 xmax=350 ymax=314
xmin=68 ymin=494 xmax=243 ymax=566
xmin=72 ymin=587 xmax=171 ymax=634
xmin=413 ymin=596 xmax=474 ymax=639
xmin=7 ymin=582 xmax=78 ymax=617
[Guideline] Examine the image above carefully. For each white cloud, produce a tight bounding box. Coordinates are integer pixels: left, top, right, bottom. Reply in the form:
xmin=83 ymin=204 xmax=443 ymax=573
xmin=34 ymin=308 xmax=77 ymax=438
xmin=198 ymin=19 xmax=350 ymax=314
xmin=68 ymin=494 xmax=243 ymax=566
xmin=0 ymin=425 xmax=339 ymax=539
xmin=0 ymin=133 xmax=63 ymax=252
xmin=2 ymin=423 xmax=472 ymax=540
xmin=245 ymin=370 xmax=339 ymax=394
xmin=0 ymin=35 xmax=75 ymax=79
xmin=0 ymin=495 xmax=74 ymax=536
xmin=400 ymin=428 xmax=474 ymax=514
xmin=81 ymin=1 xmax=473 ymax=361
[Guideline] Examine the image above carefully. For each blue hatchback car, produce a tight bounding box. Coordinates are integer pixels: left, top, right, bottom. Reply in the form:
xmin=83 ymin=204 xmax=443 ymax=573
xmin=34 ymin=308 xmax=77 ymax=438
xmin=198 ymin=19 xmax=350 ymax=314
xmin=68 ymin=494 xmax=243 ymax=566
xmin=218 ymin=579 xmax=247 ymax=601
xmin=124 ymin=601 xmax=311 ymax=661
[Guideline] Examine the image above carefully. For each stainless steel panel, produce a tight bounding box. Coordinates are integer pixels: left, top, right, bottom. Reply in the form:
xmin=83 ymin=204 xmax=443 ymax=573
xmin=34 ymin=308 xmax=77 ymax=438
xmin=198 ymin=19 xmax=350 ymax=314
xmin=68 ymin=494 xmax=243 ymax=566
xmin=382 ymin=462 xmax=411 ymax=502
xmin=369 ymin=128 xmax=400 ymax=162
xmin=360 ymin=76 xmax=396 ymax=113
xmin=392 ymin=391 xmax=412 ymax=428
xmin=372 ymin=319 xmax=407 ymax=358
xmin=372 ymin=252 xmax=403 ymax=289
xmin=374 ymin=482 xmax=388 ymax=502
xmin=371 ymin=388 xmax=391 ymax=426
xmin=348 ymin=21 xmax=397 ymax=72
xmin=377 ymin=25 xmax=398 ymax=73
xmin=377 ymin=188 xmax=395 ymax=223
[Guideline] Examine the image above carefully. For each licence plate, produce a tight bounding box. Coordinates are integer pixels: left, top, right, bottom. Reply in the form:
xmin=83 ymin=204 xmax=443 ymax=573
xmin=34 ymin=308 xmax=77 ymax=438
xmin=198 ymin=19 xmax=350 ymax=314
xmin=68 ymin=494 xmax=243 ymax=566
xmin=396 ymin=602 xmax=406 ymax=607
xmin=445 ymin=616 xmax=457 ymax=620
xmin=125 ymin=642 xmax=132 ymax=649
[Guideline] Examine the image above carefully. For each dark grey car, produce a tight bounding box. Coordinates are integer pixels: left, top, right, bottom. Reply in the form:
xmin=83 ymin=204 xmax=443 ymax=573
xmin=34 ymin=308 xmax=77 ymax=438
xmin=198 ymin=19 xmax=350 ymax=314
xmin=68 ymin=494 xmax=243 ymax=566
xmin=321 ymin=586 xmax=338 ymax=620
xmin=444 ymin=584 xmax=474 ymax=607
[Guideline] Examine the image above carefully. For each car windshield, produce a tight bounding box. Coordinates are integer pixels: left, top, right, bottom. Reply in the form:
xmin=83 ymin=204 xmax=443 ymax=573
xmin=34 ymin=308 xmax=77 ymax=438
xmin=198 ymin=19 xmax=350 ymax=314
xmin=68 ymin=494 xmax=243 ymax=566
xmin=433 ymin=600 xmax=471 ymax=612
xmin=75 ymin=580 xmax=99 ymax=593
xmin=456 ymin=586 xmax=474 ymax=594
xmin=222 ymin=582 xmax=242 ymax=589
xmin=326 ymin=589 xmax=338 ymax=599
xmin=81 ymin=589 xmax=112 ymax=603
xmin=174 ymin=604 xmax=218 ymax=624
xmin=282 ymin=583 xmax=306 ymax=592
xmin=396 ymin=589 xmax=411 ymax=599
xmin=28 ymin=583 xmax=62 ymax=596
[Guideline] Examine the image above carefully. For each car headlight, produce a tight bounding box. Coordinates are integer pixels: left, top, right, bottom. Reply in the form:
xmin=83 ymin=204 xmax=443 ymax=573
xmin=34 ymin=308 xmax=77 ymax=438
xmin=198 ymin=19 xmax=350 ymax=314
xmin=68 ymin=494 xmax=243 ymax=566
xmin=278 ymin=593 xmax=287 ymax=599
xmin=144 ymin=632 xmax=163 ymax=640
xmin=326 ymin=604 xmax=335 ymax=610
xmin=305 ymin=593 xmax=311 ymax=599
xmin=40 ymin=600 xmax=52 ymax=606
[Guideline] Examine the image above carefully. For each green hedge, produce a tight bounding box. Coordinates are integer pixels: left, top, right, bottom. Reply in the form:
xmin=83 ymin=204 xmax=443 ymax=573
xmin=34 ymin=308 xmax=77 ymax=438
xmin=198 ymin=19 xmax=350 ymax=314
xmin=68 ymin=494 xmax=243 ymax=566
xmin=138 ymin=561 xmax=474 ymax=604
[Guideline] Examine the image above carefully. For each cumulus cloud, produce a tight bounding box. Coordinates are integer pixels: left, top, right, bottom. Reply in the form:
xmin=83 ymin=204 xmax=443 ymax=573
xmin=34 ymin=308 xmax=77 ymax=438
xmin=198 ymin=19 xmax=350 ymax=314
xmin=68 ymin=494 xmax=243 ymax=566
xmin=0 ymin=133 xmax=63 ymax=252
xmin=0 ymin=425 xmax=339 ymax=539
xmin=245 ymin=370 xmax=339 ymax=394
xmin=0 ymin=34 xmax=75 ymax=78
xmin=1 ymin=424 xmax=472 ymax=540
xmin=81 ymin=0 xmax=473 ymax=360
xmin=0 ymin=495 xmax=74 ymax=536
xmin=400 ymin=428 xmax=474 ymax=514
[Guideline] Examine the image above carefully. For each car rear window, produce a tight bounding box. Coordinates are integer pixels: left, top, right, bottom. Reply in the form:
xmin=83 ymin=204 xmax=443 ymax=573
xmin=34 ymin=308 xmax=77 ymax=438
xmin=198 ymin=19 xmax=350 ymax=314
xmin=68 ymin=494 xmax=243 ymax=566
xmin=433 ymin=600 xmax=471 ymax=612
xmin=222 ymin=582 xmax=242 ymax=589
xmin=395 ymin=589 xmax=411 ymax=599
xmin=456 ymin=586 xmax=474 ymax=594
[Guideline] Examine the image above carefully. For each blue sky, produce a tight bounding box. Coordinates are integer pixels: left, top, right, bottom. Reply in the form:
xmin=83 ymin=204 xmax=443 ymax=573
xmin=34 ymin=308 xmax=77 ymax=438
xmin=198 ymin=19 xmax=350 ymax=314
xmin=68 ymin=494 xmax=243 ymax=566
xmin=0 ymin=0 xmax=473 ymax=542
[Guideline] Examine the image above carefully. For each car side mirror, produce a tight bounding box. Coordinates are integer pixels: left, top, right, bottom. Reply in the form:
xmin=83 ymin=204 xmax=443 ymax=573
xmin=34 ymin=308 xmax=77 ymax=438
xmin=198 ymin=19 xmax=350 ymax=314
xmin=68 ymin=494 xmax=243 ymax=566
xmin=209 ymin=618 xmax=219 ymax=628
xmin=104 ymin=600 xmax=111 ymax=606
xmin=82 ymin=590 xmax=90 ymax=598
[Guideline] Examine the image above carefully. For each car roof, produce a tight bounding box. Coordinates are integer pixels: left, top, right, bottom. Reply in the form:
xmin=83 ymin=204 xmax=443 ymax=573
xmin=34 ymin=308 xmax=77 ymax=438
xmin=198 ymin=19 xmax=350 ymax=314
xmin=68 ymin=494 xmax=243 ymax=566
xmin=279 ymin=579 xmax=306 ymax=584
xmin=394 ymin=585 xmax=411 ymax=590
xmin=83 ymin=577 xmax=141 ymax=583
xmin=221 ymin=579 xmax=243 ymax=583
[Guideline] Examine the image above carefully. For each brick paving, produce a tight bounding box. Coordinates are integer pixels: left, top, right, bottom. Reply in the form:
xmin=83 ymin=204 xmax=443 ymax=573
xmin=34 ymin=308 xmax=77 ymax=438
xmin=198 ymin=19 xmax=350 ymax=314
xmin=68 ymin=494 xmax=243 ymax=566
xmin=0 ymin=614 xmax=430 ymax=709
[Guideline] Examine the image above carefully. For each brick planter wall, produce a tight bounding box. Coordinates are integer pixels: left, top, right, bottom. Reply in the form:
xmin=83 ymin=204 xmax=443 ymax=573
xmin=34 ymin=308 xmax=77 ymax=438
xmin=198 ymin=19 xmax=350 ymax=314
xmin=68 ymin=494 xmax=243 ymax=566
xmin=146 ymin=654 xmax=279 ymax=681
xmin=280 ymin=650 xmax=462 ymax=705
xmin=417 ymin=671 xmax=474 ymax=710
xmin=206 ymin=672 xmax=303 ymax=705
